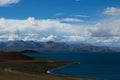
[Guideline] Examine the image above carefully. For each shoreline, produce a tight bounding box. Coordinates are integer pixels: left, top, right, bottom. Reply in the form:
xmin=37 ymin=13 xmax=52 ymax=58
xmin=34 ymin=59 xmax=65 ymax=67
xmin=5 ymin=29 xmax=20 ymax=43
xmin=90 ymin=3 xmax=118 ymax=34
xmin=46 ymin=61 xmax=78 ymax=74
xmin=46 ymin=62 xmax=102 ymax=80
xmin=0 ymin=60 xmax=102 ymax=80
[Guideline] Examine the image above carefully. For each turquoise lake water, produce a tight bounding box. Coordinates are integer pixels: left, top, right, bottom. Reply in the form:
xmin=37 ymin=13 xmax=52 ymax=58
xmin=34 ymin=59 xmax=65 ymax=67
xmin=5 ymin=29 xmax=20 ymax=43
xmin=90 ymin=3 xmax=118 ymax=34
xmin=24 ymin=52 xmax=120 ymax=80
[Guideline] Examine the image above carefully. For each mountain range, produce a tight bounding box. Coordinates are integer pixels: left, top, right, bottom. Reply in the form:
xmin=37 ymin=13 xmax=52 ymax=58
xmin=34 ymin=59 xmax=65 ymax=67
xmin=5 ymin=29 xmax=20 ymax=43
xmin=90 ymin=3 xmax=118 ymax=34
xmin=0 ymin=41 xmax=119 ymax=52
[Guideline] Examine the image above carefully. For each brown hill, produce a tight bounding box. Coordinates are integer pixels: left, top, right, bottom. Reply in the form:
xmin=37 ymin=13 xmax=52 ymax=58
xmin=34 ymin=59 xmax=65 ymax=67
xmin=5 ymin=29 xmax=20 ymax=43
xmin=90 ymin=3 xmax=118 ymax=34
xmin=0 ymin=52 xmax=34 ymax=60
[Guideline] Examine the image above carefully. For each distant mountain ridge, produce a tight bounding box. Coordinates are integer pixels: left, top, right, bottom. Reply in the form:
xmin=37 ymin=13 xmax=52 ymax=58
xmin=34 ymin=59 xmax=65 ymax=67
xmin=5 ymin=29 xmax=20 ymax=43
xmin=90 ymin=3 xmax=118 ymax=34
xmin=0 ymin=41 xmax=119 ymax=52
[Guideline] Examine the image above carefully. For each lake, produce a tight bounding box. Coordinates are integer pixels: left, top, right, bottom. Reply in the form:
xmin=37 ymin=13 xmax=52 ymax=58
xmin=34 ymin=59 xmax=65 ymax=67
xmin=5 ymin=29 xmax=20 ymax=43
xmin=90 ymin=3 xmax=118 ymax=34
xmin=24 ymin=52 xmax=120 ymax=80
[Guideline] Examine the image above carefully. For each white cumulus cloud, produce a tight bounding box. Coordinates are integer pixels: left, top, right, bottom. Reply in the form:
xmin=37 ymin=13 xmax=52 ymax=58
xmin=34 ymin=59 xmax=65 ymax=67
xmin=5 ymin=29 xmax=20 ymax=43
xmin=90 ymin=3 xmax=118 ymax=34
xmin=39 ymin=35 xmax=56 ymax=42
xmin=61 ymin=18 xmax=84 ymax=23
xmin=0 ymin=0 xmax=20 ymax=6
xmin=0 ymin=17 xmax=120 ymax=47
xmin=73 ymin=14 xmax=89 ymax=18
xmin=104 ymin=7 xmax=120 ymax=16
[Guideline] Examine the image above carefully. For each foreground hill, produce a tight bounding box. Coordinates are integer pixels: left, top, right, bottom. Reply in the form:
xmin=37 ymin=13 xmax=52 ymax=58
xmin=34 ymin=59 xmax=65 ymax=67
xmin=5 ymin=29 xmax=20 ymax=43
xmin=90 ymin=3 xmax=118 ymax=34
xmin=0 ymin=52 xmax=34 ymax=60
xmin=0 ymin=41 xmax=116 ymax=52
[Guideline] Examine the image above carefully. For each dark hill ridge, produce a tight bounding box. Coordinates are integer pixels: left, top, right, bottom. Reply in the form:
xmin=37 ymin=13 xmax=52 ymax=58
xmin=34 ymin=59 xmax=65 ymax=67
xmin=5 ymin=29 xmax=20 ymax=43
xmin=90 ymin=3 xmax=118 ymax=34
xmin=0 ymin=52 xmax=34 ymax=60
xmin=0 ymin=41 xmax=118 ymax=52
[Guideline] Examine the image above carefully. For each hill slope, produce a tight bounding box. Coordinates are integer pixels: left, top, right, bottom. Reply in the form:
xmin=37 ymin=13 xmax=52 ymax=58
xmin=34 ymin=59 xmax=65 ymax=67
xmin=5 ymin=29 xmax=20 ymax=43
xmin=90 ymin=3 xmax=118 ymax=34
xmin=0 ymin=52 xmax=34 ymax=60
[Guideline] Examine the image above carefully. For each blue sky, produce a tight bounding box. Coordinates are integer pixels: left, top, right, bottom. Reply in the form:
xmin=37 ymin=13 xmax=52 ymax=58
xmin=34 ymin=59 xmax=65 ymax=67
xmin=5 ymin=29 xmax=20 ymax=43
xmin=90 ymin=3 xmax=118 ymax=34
xmin=0 ymin=0 xmax=120 ymax=47
xmin=0 ymin=0 xmax=119 ymax=20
